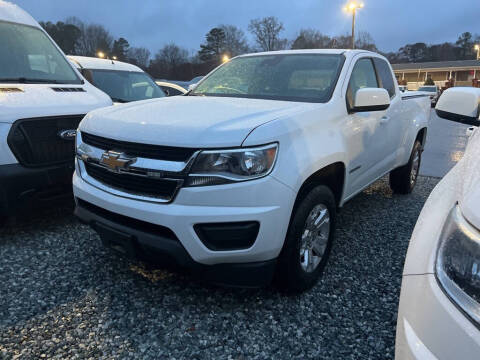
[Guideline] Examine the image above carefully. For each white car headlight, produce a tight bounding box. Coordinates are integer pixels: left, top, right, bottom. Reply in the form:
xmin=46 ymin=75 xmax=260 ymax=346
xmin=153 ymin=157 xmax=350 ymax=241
xmin=185 ymin=143 xmax=278 ymax=186
xmin=436 ymin=205 xmax=480 ymax=325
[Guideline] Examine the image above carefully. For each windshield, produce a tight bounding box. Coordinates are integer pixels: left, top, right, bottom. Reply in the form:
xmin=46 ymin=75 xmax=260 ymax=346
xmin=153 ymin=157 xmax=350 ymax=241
xmin=0 ymin=21 xmax=81 ymax=84
xmin=192 ymin=54 xmax=345 ymax=103
xmin=88 ymin=70 xmax=165 ymax=102
xmin=418 ymin=87 xmax=437 ymax=92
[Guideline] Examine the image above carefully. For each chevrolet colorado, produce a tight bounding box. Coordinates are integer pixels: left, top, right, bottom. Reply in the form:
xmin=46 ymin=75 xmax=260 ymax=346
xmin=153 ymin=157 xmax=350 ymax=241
xmin=73 ymin=49 xmax=430 ymax=291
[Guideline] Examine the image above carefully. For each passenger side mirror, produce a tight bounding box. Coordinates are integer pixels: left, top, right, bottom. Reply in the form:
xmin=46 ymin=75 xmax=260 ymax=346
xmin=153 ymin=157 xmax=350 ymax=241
xmin=435 ymin=87 xmax=480 ymax=127
xmin=352 ymin=88 xmax=390 ymax=112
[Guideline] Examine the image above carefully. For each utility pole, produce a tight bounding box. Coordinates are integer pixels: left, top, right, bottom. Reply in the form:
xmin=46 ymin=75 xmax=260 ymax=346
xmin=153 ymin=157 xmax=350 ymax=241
xmin=351 ymin=7 xmax=356 ymax=49
xmin=343 ymin=2 xmax=364 ymax=49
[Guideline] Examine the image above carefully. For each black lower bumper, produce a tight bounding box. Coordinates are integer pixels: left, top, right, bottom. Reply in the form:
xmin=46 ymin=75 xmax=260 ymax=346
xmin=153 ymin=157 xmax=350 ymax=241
xmin=0 ymin=163 xmax=74 ymax=216
xmin=74 ymin=199 xmax=277 ymax=288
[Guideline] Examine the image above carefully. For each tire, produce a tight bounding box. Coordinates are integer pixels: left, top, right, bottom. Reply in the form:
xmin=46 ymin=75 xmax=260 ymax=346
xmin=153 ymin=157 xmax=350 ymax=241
xmin=276 ymin=185 xmax=336 ymax=293
xmin=389 ymin=140 xmax=422 ymax=194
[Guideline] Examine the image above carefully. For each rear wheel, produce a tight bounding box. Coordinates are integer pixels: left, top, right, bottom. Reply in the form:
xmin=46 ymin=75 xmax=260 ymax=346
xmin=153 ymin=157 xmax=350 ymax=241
xmin=389 ymin=140 xmax=422 ymax=194
xmin=276 ymin=185 xmax=336 ymax=293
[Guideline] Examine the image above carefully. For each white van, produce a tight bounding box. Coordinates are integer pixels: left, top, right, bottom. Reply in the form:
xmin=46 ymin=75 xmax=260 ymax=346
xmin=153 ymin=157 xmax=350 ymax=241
xmin=0 ymin=1 xmax=112 ymax=218
xmin=68 ymin=56 xmax=165 ymax=103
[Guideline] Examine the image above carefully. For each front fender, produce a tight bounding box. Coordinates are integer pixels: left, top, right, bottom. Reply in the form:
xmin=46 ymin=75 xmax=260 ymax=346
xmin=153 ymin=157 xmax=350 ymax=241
xmin=242 ymin=104 xmax=347 ymax=195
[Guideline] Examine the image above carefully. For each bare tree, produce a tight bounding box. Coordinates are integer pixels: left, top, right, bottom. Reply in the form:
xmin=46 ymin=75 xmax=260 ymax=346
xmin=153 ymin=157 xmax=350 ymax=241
xmin=291 ymin=29 xmax=331 ymax=49
xmin=355 ymin=31 xmax=378 ymax=52
xmin=248 ymin=16 xmax=287 ymax=52
xmin=127 ymin=47 xmax=151 ymax=69
xmin=150 ymin=43 xmax=189 ymax=78
xmin=65 ymin=17 xmax=112 ymax=56
xmin=220 ymin=24 xmax=249 ymax=56
xmin=329 ymin=34 xmax=352 ymax=49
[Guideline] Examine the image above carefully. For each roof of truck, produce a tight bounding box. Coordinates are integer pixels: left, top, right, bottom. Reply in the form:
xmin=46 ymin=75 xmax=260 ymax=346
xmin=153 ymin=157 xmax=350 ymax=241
xmin=237 ymin=49 xmax=378 ymax=58
xmin=67 ymin=56 xmax=144 ymax=72
xmin=0 ymin=0 xmax=38 ymax=27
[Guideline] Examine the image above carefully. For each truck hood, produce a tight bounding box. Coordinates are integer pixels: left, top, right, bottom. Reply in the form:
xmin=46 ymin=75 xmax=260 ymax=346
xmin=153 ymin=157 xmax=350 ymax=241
xmin=459 ymin=128 xmax=480 ymax=230
xmin=0 ymin=83 xmax=112 ymax=123
xmin=79 ymin=96 xmax=309 ymax=148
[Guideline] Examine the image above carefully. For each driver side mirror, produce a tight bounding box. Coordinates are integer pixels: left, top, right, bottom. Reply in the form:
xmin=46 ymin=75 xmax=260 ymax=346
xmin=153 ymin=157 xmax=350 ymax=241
xmin=352 ymin=88 xmax=390 ymax=112
xmin=188 ymin=83 xmax=198 ymax=92
xmin=435 ymin=88 xmax=480 ymax=127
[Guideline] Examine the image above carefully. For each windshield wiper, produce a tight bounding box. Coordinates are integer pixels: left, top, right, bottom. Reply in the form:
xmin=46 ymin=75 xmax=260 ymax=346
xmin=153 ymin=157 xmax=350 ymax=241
xmin=185 ymin=91 xmax=203 ymax=96
xmin=110 ymin=97 xmax=129 ymax=103
xmin=0 ymin=77 xmax=65 ymax=84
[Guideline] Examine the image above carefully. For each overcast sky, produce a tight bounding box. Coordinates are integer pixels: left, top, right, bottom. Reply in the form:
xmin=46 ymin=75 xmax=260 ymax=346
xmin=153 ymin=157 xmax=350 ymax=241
xmin=12 ymin=0 xmax=480 ymax=55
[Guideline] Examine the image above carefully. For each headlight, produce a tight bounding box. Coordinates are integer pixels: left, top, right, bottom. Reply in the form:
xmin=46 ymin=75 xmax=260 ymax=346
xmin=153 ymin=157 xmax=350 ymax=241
xmin=185 ymin=143 xmax=278 ymax=186
xmin=436 ymin=205 xmax=480 ymax=325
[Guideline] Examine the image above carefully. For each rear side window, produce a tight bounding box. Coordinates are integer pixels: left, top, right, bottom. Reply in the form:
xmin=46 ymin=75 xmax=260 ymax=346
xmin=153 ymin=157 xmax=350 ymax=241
xmin=346 ymin=58 xmax=378 ymax=109
xmin=373 ymin=58 xmax=396 ymax=98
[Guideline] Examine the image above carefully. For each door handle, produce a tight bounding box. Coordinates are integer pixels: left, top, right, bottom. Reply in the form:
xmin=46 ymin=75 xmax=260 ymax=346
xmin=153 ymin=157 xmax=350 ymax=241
xmin=380 ymin=116 xmax=390 ymax=125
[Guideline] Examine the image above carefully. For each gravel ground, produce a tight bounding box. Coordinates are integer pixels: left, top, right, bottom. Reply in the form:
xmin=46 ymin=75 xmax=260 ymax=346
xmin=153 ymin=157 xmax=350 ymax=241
xmin=0 ymin=176 xmax=439 ymax=360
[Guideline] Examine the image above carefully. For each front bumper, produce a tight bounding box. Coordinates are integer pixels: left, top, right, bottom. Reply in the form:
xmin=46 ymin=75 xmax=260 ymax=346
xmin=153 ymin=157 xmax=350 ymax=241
xmin=396 ymin=274 xmax=480 ymax=359
xmin=73 ymin=167 xmax=296 ymax=285
xmin=74 ymin=198 xmax=277 ymax=287
xmin=0 ymin=163 xmax=74 ymax=216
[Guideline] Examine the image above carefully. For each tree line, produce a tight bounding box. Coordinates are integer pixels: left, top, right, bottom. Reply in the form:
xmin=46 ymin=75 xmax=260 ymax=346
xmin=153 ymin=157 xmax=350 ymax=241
xmin=385 ymin=32 xmax=480 ymax=64
xmin=40 ymin=16 xmax=479 ymax=81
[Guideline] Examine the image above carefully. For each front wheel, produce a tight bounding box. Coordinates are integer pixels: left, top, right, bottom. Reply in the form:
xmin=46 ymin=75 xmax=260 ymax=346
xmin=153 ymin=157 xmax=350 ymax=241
xmin=389 ymin=140 xmax=422 ymax=194
xmin=276 ymin=185 xmax=336 ymax=293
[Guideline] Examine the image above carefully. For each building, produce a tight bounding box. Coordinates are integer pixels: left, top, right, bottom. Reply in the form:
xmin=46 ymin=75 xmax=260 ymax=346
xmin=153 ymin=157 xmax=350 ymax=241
xmin=392 ymin=60 xmax=480 ymax=90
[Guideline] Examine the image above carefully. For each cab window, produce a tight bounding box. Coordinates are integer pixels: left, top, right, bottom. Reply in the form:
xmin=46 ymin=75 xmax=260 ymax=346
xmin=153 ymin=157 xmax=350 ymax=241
xmin=346 ymin=58 xmax=378 ymax=109
xmin=373 ymin=58 xmax=396 ymax=98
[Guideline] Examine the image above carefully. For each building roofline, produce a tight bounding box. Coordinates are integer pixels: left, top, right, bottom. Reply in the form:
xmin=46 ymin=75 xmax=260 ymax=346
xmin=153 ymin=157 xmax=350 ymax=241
xmin=392 ymin=59 xmax=480 ymax=72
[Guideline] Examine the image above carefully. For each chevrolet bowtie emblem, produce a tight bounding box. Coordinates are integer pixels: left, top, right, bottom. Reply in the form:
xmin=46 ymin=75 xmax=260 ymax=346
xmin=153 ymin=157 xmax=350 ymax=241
xmin=100 ymin=151 xmax=136 ymax=172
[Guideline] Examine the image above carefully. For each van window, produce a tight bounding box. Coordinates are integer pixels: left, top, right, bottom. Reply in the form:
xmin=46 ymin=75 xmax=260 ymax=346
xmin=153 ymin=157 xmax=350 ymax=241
xmin=0 ymin=21 xmax=81 ymax=84
xmin=88 ymin=70 xmax=165 ymax=103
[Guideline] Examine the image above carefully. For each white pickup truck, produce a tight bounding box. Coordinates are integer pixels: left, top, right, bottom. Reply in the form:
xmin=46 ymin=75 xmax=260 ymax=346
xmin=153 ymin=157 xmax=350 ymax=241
xmin=73 ymin=49 xmax=430 ymax=291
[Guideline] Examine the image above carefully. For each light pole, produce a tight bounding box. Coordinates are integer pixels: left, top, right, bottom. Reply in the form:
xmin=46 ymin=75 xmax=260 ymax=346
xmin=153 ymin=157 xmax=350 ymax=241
xmin=343 ymin=2 xmax=364 ymax=49
xmin=475 ymin=45 xmax=480 ymax=60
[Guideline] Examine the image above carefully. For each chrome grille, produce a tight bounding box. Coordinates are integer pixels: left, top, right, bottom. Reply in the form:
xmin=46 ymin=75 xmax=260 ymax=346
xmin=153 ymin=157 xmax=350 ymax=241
xmin=81 ymin=132 xmax=197 ymax=162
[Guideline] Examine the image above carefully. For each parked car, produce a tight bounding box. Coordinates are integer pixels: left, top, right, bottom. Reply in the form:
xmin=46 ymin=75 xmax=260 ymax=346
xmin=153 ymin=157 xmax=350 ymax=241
xmin=68 ymin=56 xmax=165 ymax=104
xmin=396 ymin=87 xmax=480 ymax=359
xmin=190 ymin=75 xmax=204 ymax=84
xmin=0 ymin=1 xmax=112 ymax=220
xmin=418 ymin=85 xmax=440 ymax=107
xmin=155 ymin=81 xmax=187 ymax=96
xmin=166 ymin=80 xmax=191 ymax=89
xmin=72 ymin=49 xmax=430 ymax=291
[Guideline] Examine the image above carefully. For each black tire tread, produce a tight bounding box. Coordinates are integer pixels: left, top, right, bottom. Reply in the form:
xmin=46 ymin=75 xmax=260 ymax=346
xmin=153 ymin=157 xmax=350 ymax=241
xmin=276 ymin=185 xmax=336 ymax=293
xmin=389 ymin=141 xmax=422 ymax=194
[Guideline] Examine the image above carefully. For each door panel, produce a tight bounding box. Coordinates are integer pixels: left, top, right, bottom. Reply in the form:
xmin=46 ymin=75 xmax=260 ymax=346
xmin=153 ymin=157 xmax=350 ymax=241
xmin=372 ymin=57 xmax=406 ymax=169
xmin=343 ymin=58 xmax=390 ymax=197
